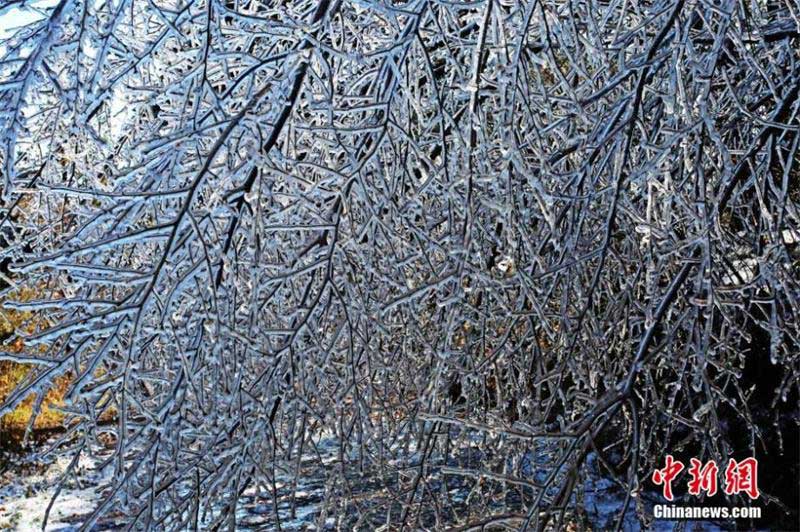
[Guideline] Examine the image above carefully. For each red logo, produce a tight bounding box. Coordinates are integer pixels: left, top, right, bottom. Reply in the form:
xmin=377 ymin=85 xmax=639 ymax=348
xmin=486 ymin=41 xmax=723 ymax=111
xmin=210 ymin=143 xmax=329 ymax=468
xmin=652 ymin=456 xmax=759 ymax=500
xmin=723 ymin=458 xmax=760 ymax=500
xmin=687 ymin=458 xmax=719 ymax=496
xmin=651 ymin=454 xmax=684 ymax=501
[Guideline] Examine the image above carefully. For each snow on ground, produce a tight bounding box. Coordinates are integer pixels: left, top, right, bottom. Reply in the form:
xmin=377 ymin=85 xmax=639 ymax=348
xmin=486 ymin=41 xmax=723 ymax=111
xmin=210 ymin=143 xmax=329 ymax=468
xmin=0 ymin=450 xmax=110 ymax=531
xmin=0 ymin=436 xmax=723 ymax=530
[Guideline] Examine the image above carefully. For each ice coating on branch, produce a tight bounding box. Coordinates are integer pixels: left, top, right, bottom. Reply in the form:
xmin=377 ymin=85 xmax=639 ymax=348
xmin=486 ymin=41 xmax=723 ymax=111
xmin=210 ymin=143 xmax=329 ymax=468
xmin=0 ymin=0 xmax=798 ymax=528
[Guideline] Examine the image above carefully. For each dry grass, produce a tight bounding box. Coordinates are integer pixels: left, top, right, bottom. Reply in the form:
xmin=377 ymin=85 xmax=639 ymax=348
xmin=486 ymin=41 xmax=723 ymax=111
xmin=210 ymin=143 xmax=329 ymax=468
xmin=0 ymin=291 xmax=69 ymax=435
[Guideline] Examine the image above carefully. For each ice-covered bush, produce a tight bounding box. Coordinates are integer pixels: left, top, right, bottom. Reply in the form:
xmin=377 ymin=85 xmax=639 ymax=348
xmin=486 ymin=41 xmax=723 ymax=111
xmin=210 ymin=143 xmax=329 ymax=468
xmin=0 ymin=0 xmax=798 ymax=528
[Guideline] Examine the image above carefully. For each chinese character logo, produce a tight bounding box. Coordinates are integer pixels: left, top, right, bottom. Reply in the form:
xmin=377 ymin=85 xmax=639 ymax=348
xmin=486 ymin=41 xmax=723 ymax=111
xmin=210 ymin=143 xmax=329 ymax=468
xmin=652 ymin=456 xmax=759 ymax=500
xmin=687 ymin=458 xmax=718 ymax=496
xmin=652 ymin=455 xmax=685 ymax=501
xmin=723 ymin=458 xmax=760 ymax=500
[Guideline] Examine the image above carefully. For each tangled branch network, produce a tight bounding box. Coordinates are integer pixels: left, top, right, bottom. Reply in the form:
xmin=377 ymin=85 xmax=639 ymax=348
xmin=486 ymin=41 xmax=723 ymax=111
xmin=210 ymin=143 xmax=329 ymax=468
xmin=0 ymin=0 xmax=798 ymax=528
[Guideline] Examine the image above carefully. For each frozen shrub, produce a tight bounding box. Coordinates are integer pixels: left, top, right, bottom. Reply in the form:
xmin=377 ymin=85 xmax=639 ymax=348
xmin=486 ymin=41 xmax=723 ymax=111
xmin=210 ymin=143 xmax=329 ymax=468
xmin=0 ymin=0 xmax=798 ymax=528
